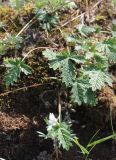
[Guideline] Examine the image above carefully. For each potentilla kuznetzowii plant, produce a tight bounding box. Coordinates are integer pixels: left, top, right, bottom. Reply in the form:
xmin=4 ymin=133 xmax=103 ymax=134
xmin=0 ymin=0 xmax=116 ymax=159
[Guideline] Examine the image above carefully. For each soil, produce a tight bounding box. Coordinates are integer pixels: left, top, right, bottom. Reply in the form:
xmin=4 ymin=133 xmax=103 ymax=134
xmin=0 ymin=85 xmax=116 ymax=160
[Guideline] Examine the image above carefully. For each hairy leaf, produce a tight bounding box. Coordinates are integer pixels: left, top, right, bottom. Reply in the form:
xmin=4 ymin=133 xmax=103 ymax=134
xmin=44 ymin=113 xmax=74 ymax=150
xmin=71 ymin=77 xmax=90 ymax=105
xmin=70 ymin=54 xmax=85 ymax=64
xmin=60 ymin=59 xmax=75 ymax=86
xmin=71 ymin=81 xmax=84 ymax=105
xmin=84 ymin=89 xmax=97 ymax=106
xmin=85 ymin=70 xmax=112 ymax=91
xmin=42 ymin=49 xmax=57 ymax=60
xmin=4 ymin=58 xmax=31 ymax=86
xmin=4 ymin=35 xmax=23 ymax=50
xmin=77 ymin=24 xmax=96 ymax=36
xmin=43 ymin=49 xmax=79 ymax=86
xmin=57 ymin=122 xmax=73 ymax=150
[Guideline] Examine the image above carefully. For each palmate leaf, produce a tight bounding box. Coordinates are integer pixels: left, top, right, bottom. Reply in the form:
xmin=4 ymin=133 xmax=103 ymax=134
xmin=36 ymin=9 xmax=59 ymax=30
xmin=4 ymin=35 xmax=23 ymax=50
xmin=4 ymin=58 xmax=31 ymax=86
xmin=42 ymin=49 xmax=67 ymax=70
xmin=96 ymin=38 xmax=116 ymax=63
xmin=42 ymin=49 xmax=85 ymax=86
xmin=45 ymin=114 xmax=74 ymax=151
xmin=47 ymin=121 xmax=74 ymax=150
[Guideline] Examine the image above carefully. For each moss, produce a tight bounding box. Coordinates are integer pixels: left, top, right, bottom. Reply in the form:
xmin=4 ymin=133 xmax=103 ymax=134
xmin=19 ymin=2 xmax=35 ymax=15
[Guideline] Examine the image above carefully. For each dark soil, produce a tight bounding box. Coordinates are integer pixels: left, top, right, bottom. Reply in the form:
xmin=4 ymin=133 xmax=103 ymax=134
xmin=0 ymin=85 xmax=116 ymax=160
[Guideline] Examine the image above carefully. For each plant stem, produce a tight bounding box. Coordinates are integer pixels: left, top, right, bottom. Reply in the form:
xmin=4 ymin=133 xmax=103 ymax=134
xmin=110 ymin=106 xmax=115 ymax=136
xmin=58 ymin=85 xmax=61 ymax=123
xmin=22 ymin=46 xmax=57 ymax=61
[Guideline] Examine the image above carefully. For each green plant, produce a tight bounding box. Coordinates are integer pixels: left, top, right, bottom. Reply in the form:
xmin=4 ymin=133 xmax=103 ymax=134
xmin=0 ymin=1 xmax=115 ymax=160
xmin=83 ymin=130 xmax=116 ymax=160
xmin=38 ymin=114 xmax=115 ymax=159
xmin=112 ymin=0 xmax=116 ymax=6
xmin=39 ymin=23 xmax=115 ymax=158
xmin=0 ymin=41 xmax=6 ymax=55
xmin=38 ymin=113 xmax=89 ymax=158
xmin=9 ymin=0 xmax=26 ymax=9
xmin=4 ymin=35 xmax=23 ymax=50
xmin=35 ymin=9 xmax=59 ymax=30
xmin=35 ymin=0 xmax=75 ymax=12
xmin=38 ymin=113 xmax=74 ymax=150
xmin=4 ymin=58 xmax=31 ymax=86
xmin=35 ymin=0 xmax=76 ymax=31
xmin=42 ymin=45 xmax=112 ymax=106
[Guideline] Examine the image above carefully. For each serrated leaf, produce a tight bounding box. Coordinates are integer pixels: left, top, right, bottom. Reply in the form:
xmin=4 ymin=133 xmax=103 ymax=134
xmin=84 ymin=89 xmax=97 ymax=106
xmin=77 ymin=24 xmax=96 ymax=36
xmin=4 ymin=58 xmax=31 ymax=86
xmin=70 ymin=54 xmax=85 ymax=64
xmin=89 ymin=71 xmax=105 ymax=91
xmin=64 ymin=35 xmax=77 ymax=45
xmin=96 ymin=41 xmax=116 ymax=62
xmin=45 ymin=114 xmax=74 ymax=150
xmin=85 ymin=52 xmax=94 ymax=59
xmin=104 ymin=73 xmax=113 ymax=87
xmin=94 ymin=54 xmax=109 ymax=68
xmin=85 ymin=70 xmax=112 ymax=91
xmin=61 ymin=59 xmax=75 ymax=86
xmin=20 ymin=61 xmax=32 ymax=75
xmin=108 ymin=52 xmax=116 ymax=62
xmin=4 ymin=35 xmax=23 ymax=50
xmin=57 ymin=122 xmax=73 ymax=150
xmin=42 ymin=49 xmax=57 ymax=60
xmin=71 ymin=81 xmax=84 ymax=105
xmin=96 ymin=42 xmax=110 ymax=54
xmin=71 ymin=77 xmax=90 ymax=105
xmin=50 ymin=55 xmax=67 ymax=70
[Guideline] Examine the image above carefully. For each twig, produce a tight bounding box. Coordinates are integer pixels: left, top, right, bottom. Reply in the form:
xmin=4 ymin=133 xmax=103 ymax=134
xmin=93 ymin=0 xmax=102 ymax=8
xmin=61 ymin=0 xmax=102 ymax=27
xmin=61 ymin=13 xmax=85 ymax=27
xmin=0 ymin=83 xmax=50 ymax=97
xmin=16 ymin=17 xmax=36 ymax=37
xmin=110 ymin=106 xmax=115 ymax=136
xmin=22 ymin=46 xmax=57 ymax=61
